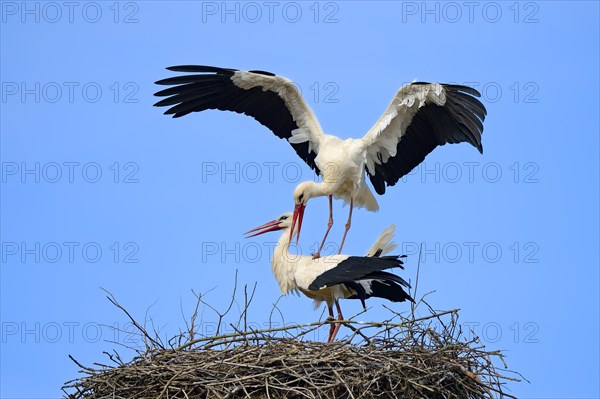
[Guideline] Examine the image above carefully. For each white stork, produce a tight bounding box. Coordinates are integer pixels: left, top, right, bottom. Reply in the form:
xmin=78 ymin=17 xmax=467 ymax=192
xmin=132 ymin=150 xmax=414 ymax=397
xmin=155 ymin=66 xmax=487 ymax=257
xmin=244 ymin=212 xmax=413 ymax=343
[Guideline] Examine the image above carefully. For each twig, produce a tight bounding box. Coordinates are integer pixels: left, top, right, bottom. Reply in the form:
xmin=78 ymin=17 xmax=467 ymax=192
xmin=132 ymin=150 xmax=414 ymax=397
xmin=100 ymin=288 xmax=163 ymax=350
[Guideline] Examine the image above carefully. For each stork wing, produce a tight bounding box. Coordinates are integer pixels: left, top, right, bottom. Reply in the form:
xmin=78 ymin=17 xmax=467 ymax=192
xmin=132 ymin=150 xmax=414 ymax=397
xmin=345 ymin=270 xmax=413 ymax=306
xmin=308 ymin=255 xmax=405 ymax=291
xmin=154 ymin=65 xmax=325 ymax=174
xmin=362 ymin=83 xmax=486 ymax=194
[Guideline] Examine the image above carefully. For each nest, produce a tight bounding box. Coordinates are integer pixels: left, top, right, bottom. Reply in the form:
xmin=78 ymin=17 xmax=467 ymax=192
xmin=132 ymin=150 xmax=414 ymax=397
xmin=63 ymin=289 xmax=522 ymax=399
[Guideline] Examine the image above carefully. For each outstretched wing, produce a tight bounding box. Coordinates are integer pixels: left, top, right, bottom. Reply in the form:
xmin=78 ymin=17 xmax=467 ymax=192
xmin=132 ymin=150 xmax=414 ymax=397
xmin=154 ymin=65 xmax=325 ymax=174
xmin=362 ymin=83 xmax=486 ymax=194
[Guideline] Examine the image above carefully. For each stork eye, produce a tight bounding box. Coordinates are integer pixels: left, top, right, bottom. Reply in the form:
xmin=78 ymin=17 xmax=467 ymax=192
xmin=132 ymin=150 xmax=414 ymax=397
xmin=299 ymin=193 xmax=304 ymax=201
xmin=280 ymin=216 xmax=288 ymax=220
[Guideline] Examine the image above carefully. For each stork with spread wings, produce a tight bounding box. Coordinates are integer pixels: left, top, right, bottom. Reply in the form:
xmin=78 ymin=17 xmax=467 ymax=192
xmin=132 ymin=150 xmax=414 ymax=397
xmin=155 ymin=66 xmax=486 ymax=257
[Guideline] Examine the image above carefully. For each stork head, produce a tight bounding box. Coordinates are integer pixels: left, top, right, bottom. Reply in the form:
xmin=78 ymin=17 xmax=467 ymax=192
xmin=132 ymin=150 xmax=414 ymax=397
xmin=291 ymin=181 xmax=317 ymax=245
xmin=244 ymin=213 xmax=293 ymax=238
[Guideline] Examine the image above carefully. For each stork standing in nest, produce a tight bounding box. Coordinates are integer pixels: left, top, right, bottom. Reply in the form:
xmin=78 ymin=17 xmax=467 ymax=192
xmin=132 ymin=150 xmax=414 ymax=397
xmin=245 ymin=212 xmax=414 ymax=343
xmin=156 ymin=66 xmax=487 ymax=257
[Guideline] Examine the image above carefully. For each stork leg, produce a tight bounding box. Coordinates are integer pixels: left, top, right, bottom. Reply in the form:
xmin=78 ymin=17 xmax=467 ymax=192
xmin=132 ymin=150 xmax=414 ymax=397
xmin=327 ymin=300 xmax=344 ymax=343
xmin=326 ymin=303 xmax=336 ymax=342
xmin=313 ymin=195 xmax=334 ymax=259
xmin=337 ymin=199 xmax=354 ymax=254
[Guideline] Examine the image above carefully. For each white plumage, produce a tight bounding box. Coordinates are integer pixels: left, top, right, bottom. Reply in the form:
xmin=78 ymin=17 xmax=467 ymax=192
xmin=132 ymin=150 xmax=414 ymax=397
xmin=245 ymin=212 xmax=413 ymax=343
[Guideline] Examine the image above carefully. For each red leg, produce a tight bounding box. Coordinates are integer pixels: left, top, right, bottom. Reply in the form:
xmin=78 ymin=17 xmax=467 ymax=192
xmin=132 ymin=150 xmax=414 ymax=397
xmin=328 ymin=300 xmax=344 ymax=343
xmin=337 ymin=199 xmax=354 ymax=254
xmin=326 ymin=303 xmax=336 ymax=342
xmin=313 ymin=195 xmax=333 ymax=259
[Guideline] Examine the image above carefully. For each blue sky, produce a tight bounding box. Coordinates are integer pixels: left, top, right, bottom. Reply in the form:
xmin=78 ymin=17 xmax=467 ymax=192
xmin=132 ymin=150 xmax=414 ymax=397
xmin=1 ymin=1 xmax=599 ymax=398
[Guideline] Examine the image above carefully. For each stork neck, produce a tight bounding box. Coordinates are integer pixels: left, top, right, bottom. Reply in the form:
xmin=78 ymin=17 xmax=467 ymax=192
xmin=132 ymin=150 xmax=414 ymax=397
xmin=275 ymin=228 xmax=292 ymax=261
xmin=307 ymin=180 xmax=333 ymax=197
xmin=270 ymin=228 xmax=299 ymax=294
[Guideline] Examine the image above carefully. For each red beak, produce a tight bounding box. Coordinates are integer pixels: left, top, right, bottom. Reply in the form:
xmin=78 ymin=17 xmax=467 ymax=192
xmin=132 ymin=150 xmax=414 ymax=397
xmin=290 ymin=203 xmax=305 ymax=245
xmin=244 ymin=219 xmax=283 ymax=238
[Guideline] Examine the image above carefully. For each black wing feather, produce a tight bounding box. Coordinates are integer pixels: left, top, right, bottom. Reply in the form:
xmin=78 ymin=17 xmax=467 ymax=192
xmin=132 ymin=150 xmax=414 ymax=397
xmin=368 ymin=84 xmax=486 ymax=195
xmin=166 ymin=65 xmax=237 ymax=73
xmin=345 ymin=271 xmax=413 ymax=307
xmin=308 ymin=255 xmax=405 ymax=291
xmin=344 ymin=281 xmax=368 ymax=309
xmin=348 ymin=279 xmax=414 ymax=304
xmin=154 ymin=65 xmax=319 ymax=173
xmin=346 ymin=279 xmax=414 ymax=305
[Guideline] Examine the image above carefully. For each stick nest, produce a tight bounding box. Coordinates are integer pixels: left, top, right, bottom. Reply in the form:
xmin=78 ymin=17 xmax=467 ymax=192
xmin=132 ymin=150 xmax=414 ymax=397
xmin=63 ymin=290 xmax=522 ymax=399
